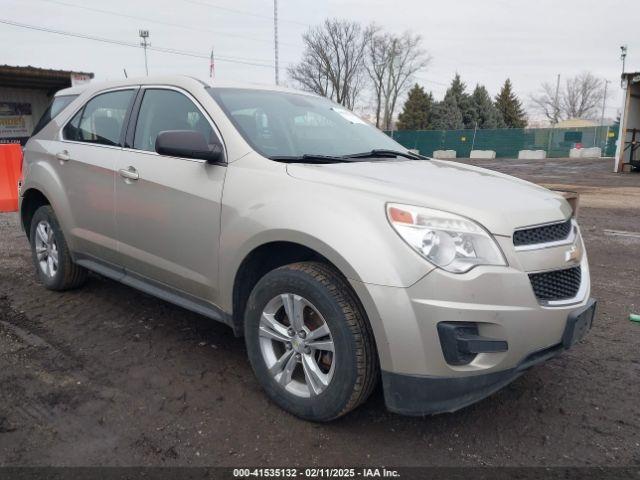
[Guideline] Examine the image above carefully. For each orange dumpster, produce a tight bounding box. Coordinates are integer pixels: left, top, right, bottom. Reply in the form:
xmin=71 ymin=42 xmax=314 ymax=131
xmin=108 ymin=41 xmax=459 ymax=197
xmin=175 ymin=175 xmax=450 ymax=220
xmin=0 ymin=144 xmax=23 ymax=213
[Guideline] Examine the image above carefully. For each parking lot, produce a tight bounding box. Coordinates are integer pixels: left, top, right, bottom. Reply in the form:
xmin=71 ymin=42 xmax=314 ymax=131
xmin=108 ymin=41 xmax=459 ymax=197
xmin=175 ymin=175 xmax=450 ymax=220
xmin=0 ymin=157 xmax=639 ymax=467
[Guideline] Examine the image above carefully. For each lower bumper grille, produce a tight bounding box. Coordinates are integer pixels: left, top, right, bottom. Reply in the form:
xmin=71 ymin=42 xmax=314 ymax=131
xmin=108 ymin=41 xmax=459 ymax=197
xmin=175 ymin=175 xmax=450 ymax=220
xmin=529 ymin=266 xmax=581 ymax=301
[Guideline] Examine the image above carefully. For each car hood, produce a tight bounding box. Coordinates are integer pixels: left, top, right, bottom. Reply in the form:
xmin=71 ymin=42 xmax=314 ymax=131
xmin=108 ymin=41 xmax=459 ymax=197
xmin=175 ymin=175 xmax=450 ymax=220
xmin=286 ymin=159 xmax=572 ymax=236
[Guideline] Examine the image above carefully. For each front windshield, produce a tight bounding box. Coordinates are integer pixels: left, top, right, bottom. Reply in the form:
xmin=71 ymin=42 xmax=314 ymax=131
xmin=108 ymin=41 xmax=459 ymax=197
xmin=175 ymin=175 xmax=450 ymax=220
xmin=208 ymin=87 xmax=406 ymax=158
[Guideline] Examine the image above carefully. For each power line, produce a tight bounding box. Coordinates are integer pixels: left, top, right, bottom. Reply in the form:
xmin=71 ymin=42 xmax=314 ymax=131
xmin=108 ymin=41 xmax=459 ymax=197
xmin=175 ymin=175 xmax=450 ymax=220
xmin=182 ymin=0 xmax=310 ymax=27
xmin=414 ymin=75 xmax=449 ymax=87
xmin=0 ymin=18 xmax=275 ymax=68
xmin=36 ymin=0 xmax=300 ymax=49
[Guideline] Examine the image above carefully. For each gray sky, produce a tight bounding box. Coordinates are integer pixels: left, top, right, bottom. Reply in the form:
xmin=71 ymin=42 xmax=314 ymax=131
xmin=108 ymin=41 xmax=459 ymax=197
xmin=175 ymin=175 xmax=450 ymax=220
xmin=1 ymin=0 xmax=638 ymax=120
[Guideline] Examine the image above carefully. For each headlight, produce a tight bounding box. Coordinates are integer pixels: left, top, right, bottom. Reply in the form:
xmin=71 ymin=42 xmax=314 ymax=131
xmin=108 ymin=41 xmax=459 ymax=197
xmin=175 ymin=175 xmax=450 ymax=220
xmin=386 ymin=203 xmax=506 ymax=273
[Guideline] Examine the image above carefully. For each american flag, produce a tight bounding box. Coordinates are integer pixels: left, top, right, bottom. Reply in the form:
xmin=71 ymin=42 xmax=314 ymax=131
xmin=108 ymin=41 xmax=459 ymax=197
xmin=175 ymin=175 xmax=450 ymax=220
xmin=209 ymin=48 xmax=215 ymax=79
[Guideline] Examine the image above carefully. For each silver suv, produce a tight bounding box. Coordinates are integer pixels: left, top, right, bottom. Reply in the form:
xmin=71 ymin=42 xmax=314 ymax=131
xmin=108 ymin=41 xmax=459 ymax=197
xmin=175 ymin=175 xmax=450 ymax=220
xmin=20 ymin=76 xmax=596 ymax=421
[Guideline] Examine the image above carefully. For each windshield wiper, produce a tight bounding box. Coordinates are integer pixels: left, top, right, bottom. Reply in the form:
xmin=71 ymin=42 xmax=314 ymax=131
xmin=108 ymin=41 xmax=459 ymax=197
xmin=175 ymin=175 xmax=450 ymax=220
xmin=344 ymin=149 xmax=426 ymax=160
xmin=270 ymin=154 xmax=351 ymax=164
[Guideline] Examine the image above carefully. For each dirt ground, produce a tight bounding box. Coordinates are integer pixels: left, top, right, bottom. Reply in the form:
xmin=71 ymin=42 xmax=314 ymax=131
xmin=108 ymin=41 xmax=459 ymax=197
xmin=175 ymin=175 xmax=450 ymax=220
xmin=0 ymin=157 xmax=639 ymax=467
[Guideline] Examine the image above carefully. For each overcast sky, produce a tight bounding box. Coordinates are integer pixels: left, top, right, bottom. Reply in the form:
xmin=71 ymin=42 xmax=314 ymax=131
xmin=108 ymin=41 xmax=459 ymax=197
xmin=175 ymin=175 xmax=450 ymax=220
xmin=1 ymin=0 xmax=638 ymax=121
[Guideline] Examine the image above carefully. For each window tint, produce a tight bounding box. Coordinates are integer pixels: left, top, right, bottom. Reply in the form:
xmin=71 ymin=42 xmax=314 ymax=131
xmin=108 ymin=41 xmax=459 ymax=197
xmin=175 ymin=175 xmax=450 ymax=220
xmin=32 ymin=94 xmax=78 ymax=136
xmin=63 ymin=90 xmax=134 ymax=146
xmin=133 ymin=89 xmax=217 ymax=153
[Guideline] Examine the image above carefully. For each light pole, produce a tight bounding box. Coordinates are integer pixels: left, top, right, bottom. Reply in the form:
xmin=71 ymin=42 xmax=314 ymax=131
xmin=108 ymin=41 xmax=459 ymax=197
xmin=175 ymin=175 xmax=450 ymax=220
xmin=139 ymin=29 xmax=150 ymax=76
xmin=620 ymin=45 xmax=627 ymax=86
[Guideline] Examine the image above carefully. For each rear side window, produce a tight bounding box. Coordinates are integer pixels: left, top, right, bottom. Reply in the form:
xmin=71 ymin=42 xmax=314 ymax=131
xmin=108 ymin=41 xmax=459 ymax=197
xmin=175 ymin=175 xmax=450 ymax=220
xmin=133 ymin=89 xmax=217 ymax=152
xmin=31 ymin=94 xmax=78 ymax=136
xmin=63 ymin=90 xmax=134 ymax=146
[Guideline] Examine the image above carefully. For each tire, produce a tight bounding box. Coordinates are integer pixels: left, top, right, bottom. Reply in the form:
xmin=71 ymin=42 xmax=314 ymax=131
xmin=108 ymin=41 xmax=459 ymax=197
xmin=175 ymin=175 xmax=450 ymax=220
xmin=244 ymin=261 xmax=378 ymax=421
xmin=29 ymin=205 xmax=88 ymax=291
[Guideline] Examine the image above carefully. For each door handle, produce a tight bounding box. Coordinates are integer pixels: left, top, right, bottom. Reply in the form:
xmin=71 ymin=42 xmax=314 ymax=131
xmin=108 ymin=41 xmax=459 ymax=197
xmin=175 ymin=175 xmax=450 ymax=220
xmin=55 ymin=151 xmax=71 ymax=162
xmin=119 ymin=167 xmax=139 ymax=181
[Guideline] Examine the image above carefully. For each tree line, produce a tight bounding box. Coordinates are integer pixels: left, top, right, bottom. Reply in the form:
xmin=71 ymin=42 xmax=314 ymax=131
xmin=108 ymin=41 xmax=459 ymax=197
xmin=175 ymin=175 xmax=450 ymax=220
xmin=396 ymin=75 xmax=528 ymax=131
xmin=287 ymin=18 xmax=609 ymax=132
xmin=288 ymin=18 xmax=430 ymax=130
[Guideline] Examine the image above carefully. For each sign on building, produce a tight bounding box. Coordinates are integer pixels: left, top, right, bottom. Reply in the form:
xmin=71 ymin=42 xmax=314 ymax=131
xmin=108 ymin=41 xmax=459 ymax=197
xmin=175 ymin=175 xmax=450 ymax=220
xmin=71 ymin=73 xmax=92 ymax=86
xmin=0 ymin=101 xmax=33 ymax=144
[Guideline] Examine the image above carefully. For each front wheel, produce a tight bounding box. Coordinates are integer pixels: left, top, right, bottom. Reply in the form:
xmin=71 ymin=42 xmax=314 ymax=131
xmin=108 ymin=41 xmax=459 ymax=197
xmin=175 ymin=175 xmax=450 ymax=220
xmin=244 ymin=262 xmax=378 ymax=421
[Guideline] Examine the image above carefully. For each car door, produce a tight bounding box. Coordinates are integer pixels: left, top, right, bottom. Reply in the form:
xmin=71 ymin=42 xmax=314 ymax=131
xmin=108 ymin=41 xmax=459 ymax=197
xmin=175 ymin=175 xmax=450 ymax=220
xmin=114 ymin=86 xmax=227 ymax=301
xmin=58 ymin=88 xmax=137 ymax=265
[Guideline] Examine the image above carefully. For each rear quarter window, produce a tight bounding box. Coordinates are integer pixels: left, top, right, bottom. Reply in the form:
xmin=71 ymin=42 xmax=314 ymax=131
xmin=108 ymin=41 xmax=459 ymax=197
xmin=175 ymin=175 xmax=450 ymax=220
xmin=31 ymin=95 xmax=78 ymax=137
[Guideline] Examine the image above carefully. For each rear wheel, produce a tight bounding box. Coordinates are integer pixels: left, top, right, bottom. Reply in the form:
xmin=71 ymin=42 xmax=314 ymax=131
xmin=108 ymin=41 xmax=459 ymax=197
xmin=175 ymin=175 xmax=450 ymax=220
xmin=244 ymin=262 xmax=378 ymax=421
xmin=29 ymin=205 xmax=87 ymax=291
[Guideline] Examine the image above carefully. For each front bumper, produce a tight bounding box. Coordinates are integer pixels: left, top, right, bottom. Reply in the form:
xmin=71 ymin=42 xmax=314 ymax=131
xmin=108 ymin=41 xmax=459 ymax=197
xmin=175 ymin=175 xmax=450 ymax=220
xmin=348 ymin=232 xmax=593 ymax=416
xmin=381 ymin=298 xmax=596 ymax=415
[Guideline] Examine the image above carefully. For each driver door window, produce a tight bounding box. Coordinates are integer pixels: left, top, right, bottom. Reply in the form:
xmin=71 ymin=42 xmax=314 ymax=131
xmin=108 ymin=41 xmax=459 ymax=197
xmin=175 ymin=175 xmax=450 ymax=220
xmin=133 ymin=89 xmax=218 ymax=154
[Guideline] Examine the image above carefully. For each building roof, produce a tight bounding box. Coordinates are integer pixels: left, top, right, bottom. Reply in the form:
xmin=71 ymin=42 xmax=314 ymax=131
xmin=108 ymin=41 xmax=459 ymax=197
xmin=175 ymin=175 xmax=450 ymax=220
xmin=0 ymin=65 xmax=94 ymax=91
xmin=622 ymin=72 xmax=640 ymax=86
xmin=556 ymin=118 xmax=597 ymax=128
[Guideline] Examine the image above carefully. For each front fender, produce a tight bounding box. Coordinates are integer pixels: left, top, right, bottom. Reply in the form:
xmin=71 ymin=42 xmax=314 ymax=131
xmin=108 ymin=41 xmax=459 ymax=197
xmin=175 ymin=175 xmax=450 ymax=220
xmin=217 ymin=154 xmax=435 ymax=311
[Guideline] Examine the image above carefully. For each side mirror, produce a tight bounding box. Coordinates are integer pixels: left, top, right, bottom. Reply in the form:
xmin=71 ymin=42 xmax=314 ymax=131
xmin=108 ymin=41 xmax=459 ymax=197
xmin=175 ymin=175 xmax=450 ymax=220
xmin=155 ymin=130 xmax=224 ymax=164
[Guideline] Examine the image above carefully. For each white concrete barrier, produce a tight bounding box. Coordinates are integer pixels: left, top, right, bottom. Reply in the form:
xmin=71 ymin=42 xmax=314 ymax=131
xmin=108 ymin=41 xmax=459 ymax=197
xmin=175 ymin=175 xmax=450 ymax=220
xmin=570 ymin=147 xmax=602 ymax=158
xmin=518 ymin=150 xmax=547 ymax=159
xmin=569 ymin=148 xmax=582 ymax=158
xmin=433 ymin=150 xmax=456 ymax=159
xmin=470 ymin=150 xmax=496 ymax=159
xmin=581 ymin=147 xmax=602 ymax=158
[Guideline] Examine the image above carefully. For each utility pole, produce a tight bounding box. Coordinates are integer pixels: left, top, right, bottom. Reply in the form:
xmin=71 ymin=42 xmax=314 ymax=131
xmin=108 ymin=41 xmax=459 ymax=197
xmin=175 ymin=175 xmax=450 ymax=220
xmin=139 ymin=29 xmax=150 ymax=76
xmin=547 ymin=74 xmax=561 ymax=154
xmin=553 ymin=73 xmax=561 ymax=125
xmin=600 ymin=79 xmax=611 ymax=126
xmin=273 ymin=0 xmax=279 ymax=85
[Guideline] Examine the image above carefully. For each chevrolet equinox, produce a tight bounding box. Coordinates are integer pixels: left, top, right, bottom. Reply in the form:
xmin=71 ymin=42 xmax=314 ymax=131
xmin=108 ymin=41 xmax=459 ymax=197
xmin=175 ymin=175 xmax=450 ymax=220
xmin=19 ymin=76 xmax=596 ymax=421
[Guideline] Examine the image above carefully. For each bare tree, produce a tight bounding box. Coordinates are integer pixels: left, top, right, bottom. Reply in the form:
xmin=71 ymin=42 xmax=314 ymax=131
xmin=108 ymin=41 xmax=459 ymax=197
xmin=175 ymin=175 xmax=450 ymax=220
xmin=288 ymin=19 xmax=372 ymax=109
xmin=364 ymin=28 xmax=391 ymax=128
xmin=562 ymin=72 xmax=606 ymax=120
xmin=529 ymin=81 xmax=561 ymax=124
xmin=531 ymin=72 xmax=606 ymax=122
xmin=365 ymin=31 xmax=430 ymax=131
xmin=384 ymin=33 xmax=430 ymax=130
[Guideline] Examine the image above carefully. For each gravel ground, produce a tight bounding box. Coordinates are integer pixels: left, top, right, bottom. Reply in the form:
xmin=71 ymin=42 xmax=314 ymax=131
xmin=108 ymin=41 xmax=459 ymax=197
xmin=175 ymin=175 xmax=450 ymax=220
xmin=0 ymin=157 xmax=639 ymax=467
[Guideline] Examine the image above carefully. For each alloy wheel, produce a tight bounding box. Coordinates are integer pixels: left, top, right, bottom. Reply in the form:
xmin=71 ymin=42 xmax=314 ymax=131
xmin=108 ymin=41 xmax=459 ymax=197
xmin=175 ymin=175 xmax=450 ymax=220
xmin=258 ymin=293 xmax=335 ymax=398
xmin=34 ymin=220 xmax=59 ymax=278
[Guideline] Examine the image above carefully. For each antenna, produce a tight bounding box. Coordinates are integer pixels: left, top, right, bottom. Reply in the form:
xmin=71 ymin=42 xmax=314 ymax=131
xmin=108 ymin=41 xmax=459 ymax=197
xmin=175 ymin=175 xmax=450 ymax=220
xmin=139 ymin=29 xmax=150 ymax=76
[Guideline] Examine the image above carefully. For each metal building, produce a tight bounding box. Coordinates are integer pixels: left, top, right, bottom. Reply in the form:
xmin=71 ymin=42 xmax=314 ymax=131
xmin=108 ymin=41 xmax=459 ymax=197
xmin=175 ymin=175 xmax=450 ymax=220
xmin=0 ymin=65 xmax=93 ymax=145
xmin=615 ymin=72 xmax=640 ymax=172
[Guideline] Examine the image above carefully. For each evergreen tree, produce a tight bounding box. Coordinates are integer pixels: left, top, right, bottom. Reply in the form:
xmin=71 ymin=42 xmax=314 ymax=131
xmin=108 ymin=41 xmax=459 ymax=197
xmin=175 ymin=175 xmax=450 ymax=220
xmin=495 ymin=79 xmax=527 ymax=128
xmin=471 ymin=85 xmax=501 ymax=129
xmin=444 ymin=73 xmax=476 ymax=129
xmin=396 ymin=84 xmax=433 ymax=130
xmin=431 ymin=95 xmax=464 ymax=130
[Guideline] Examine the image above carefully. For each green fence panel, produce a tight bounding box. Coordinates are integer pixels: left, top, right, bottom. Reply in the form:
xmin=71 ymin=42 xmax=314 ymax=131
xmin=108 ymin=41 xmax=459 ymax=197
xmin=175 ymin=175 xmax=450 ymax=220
xmin=443 ymin=129 xmax=474 ymax=157
xmin=388 ymin=125 xmax=620 ymax=159
xmin=390 ymin=130 xmax=444 ymax=154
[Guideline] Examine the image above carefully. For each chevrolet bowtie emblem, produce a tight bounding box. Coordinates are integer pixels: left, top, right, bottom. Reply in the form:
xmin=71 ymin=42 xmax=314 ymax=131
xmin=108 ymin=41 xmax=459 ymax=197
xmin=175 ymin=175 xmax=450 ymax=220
xmin=565 ymin=243 xmax=582 ymax=263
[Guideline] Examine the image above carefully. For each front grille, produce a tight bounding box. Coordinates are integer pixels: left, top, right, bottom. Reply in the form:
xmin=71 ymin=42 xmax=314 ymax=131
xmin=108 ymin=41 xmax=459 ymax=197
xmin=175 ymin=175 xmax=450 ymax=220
xmin=529 ymin=266 xmax=582 ymax=301
xmin=514 ymin=219 xmax=572 ymax=247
